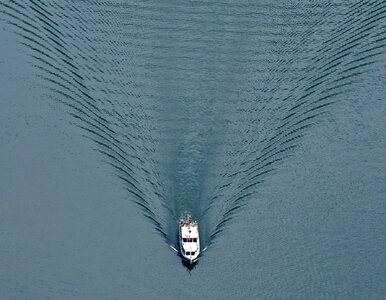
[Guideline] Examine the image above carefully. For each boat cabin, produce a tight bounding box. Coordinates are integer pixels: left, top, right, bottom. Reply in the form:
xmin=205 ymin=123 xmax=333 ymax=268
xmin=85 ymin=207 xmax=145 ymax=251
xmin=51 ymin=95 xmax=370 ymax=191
xmin=179 ymin=218 xmax=200 ymax=263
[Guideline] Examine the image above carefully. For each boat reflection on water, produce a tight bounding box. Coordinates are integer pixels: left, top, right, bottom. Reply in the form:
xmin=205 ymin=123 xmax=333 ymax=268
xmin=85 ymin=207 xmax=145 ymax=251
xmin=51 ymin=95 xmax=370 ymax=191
xmin=181 ymin=258 xmax=198 ymax=271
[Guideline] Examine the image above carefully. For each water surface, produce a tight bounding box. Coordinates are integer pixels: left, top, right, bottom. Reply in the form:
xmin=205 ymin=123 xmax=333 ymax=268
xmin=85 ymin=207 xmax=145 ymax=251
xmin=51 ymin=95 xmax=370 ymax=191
xmin=1 ymin=0 xmax=386 ymax=298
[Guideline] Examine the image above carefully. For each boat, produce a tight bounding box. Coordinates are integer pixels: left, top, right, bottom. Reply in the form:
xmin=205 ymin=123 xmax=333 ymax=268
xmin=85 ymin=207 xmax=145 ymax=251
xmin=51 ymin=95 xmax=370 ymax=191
xmin=179 ymin=214 xmax=200 ymax=264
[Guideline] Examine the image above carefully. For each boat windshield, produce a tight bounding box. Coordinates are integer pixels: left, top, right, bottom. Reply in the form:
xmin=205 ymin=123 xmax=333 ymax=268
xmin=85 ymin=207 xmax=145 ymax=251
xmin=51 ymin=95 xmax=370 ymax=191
xmin=182 ymin=238 xmax=198 ymax=243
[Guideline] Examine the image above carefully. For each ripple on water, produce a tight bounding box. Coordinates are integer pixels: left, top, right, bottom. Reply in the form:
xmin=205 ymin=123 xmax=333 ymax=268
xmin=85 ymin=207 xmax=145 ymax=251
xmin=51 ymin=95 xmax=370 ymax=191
xmin=1 ymin=0 xmax=385 ymax=252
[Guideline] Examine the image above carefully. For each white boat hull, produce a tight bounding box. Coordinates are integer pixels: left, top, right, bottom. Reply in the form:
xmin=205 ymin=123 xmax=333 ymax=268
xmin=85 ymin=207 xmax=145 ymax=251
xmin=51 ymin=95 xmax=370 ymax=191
xmin=179 ymin=214 xmax=200 ymax=263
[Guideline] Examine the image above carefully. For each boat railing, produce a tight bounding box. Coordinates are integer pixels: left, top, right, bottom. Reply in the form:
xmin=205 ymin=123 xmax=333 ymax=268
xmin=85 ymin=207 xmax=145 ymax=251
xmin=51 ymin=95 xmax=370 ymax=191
xmin=180 ymin=219 xmax=198 ymax=226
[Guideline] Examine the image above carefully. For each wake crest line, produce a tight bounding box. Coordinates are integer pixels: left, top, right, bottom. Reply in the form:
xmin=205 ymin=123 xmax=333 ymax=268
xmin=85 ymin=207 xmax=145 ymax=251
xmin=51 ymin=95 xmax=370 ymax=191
xmin=0 ymin=0 xmax=169 ymax=241
xmin=205 ymin=0 xmax=386 ymax=244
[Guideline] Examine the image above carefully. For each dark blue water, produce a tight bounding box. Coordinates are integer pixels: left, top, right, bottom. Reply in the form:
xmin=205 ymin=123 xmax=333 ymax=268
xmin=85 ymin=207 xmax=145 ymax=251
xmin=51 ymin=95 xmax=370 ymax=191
xmin=1 ymin=0 xmax=386 ymax=298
